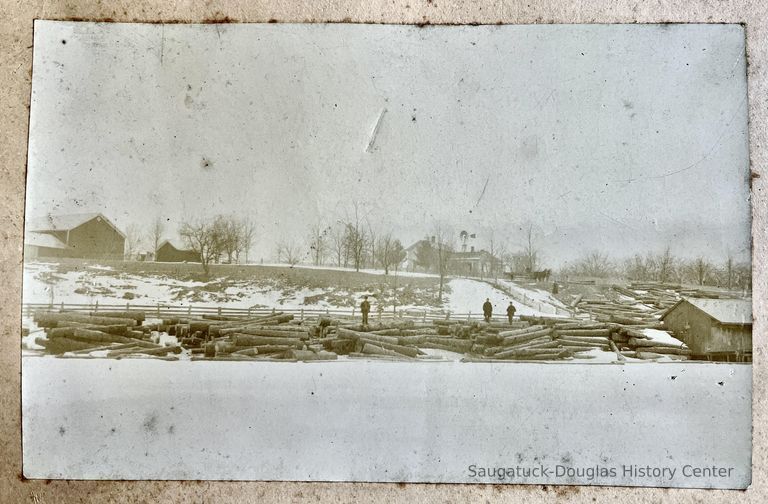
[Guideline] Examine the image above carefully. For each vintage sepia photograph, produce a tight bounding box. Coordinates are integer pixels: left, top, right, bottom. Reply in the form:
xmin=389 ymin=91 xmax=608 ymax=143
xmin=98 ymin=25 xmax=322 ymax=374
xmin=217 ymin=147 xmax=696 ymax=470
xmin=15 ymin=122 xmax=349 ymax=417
xmin=21 ymin=21 xmax=752 ymax=487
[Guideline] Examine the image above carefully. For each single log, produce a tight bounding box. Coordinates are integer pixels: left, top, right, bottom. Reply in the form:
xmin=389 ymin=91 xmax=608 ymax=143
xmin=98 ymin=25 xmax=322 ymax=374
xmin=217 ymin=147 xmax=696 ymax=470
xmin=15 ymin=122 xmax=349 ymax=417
xmin=67 ymin=329 xmax=137 ymax=344
xmin=497 ymin=350 xmax=572 ymax=361
xmin=397 ymin=335 xmax=428 ymax=346
xmin=37 ymin=337 xmax=100 ymax=354
xmin=496 ymin=335 xmax=552 ymax=352
xmin=498 ymin=325 xmax=546 ymax=338
xmin=628 ymin=337 xmax=685 ymax=349
xmin=109 ymin=345 xmax=182 ymax=357
xmin=361 ymin=343 xmax=415 ymax=359
xmin=609 ymin=315 xmax=657 ymax=326
xmin=328 ymin=339 xmax=356 ymax=354
xmin=423 ymin=337 xmax=474 ymax=352
xmin=553 ymin=322 xmax=607 ymax=331
xmin=348 ymin=352 xmax=413 ymax=362
xmin=48 ymin=324 xmax=130 ymax=338
xmin=556 ymin=336 xmax=611 ymax=346
xmin=621 ymin=328 xmax=650 ymax=339
xmin=554 ymin=329 xmax=612 ymax=337
xmin=638 ymin=346 xmax=691 ymax=355
xmin=494 ymin=347 xmax=565 ymax=358
xmin=336 ymin=328 xmax=399 ymax=345
xmin=232 ymin=334 xmax=305 ymax=348
xmin=609 ymin=340 xmax=626 ymax=361
xmin=357 ymin=338 xmax=421 ymax=357
xmin=287 ymin=349 xmax=338 ymax=361
xmin=220 ymin=327 xmax=309 ymax=340
xmin=34 ymin=311 xmax=137 ymax=327
xmin=89 ymin=310 xmax=146 ymax=323
xmin=502 ymin=328 xmax=553 ymax=346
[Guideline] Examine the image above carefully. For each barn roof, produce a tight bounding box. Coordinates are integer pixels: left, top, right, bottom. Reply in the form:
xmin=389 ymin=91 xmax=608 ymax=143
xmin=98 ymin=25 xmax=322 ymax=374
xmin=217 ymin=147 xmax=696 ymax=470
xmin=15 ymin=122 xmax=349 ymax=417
xmin=26 ymin=212 xmax=126 ymax=238
xmin=662 ymin=297 xmax=752 ymax=326
xmin=24 ymin=231 xmax=69 ymax=249
xmin=158 ymin=239 xmax=193 ymax=251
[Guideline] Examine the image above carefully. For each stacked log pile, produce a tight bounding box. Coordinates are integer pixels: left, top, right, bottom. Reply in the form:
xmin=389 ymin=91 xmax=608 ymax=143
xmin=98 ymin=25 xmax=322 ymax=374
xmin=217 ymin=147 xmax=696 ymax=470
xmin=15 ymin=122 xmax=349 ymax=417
xmin=28 ymin=308 xmax=690 ymax=362
xmin=31 ymin=310 xmax=177 ymax=357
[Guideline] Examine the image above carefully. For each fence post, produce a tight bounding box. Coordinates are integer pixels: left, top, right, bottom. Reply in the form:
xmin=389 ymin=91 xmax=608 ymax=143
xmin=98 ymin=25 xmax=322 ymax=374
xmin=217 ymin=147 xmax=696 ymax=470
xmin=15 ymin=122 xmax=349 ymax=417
xmin=156 ymin=303 xmax=160 ymax=318
xmin=467 ymin=311 xmax=471 ymax=321
xmin=423 ymin=311 xmax=426 ymax=323
xmin=272 ymin=308 xmax=276 ymax=314
xmin=60 ymin=302 xmax=64 ymax=312
xmin=94 ymin=300 xmax=98 ymax=312
xmin=446 ymin=311 xmax=451 ymax=321
xmin=188 ymin=305 xmax=192 ymax=316
xmin=126 ymin=302 xmax=130 ymax=311
xmin=301 ymin=308 xmax=304 ymax=321
xmin=352 ymin=306 xmax=356 ymax=317
xmin=248 ymin=307 xmax=252 ymax=317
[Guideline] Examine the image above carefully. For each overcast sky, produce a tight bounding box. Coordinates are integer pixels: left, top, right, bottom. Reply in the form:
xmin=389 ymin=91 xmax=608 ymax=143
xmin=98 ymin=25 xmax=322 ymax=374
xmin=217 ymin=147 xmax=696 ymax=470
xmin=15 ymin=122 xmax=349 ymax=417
xmin=26 ymin=21 xmax=750 ymax=265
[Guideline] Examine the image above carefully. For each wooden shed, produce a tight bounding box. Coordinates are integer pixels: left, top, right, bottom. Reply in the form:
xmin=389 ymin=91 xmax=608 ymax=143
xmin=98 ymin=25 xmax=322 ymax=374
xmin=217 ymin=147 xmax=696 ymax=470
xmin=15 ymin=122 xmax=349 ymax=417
xmin=25 ymin=213 xmax=125 ymax=260
xmin=155 ymin=239 xmax=201 ymax=263
xmin=661 ymin=298 xmax=752 ymax=362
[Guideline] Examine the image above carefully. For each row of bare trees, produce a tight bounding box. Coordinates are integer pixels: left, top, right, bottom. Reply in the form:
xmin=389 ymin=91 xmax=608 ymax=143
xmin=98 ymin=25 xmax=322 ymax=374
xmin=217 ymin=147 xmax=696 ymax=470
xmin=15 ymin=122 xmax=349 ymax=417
xmin=276 ymin=202 xmax=408 ymax=276
xmin=560 ymin=246 xmax=751 ymax=290
xmin=177 ymin=215 xmax=256 ymax=275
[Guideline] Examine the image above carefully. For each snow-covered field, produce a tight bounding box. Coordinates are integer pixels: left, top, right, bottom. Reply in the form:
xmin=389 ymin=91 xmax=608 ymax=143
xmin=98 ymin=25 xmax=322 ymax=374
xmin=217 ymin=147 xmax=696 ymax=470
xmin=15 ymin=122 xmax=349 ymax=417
xmin=22 ymin=261 xmax=557 ymax=316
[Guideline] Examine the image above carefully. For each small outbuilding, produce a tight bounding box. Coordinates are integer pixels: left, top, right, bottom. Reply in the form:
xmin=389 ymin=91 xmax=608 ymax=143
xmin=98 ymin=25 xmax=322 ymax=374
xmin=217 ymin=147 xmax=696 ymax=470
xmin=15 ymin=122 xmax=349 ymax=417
xmin=661 ymin=297 xmax=752 ymax=362
xmin=155 ymin=239 xmax=201 ymax=263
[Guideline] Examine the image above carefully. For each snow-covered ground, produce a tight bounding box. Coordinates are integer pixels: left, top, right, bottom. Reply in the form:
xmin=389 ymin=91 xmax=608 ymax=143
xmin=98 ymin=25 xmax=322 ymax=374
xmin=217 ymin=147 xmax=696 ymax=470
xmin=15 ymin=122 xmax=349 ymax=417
xmin=23 ymin=261 xmax=557 ymax=316
xmin=21 ymin=357 xmax=752 ymax=486
xmin=445 ymin=278 xmax=551 ymax=317
xmin=260 ymin=262 xmax=439 ymax=278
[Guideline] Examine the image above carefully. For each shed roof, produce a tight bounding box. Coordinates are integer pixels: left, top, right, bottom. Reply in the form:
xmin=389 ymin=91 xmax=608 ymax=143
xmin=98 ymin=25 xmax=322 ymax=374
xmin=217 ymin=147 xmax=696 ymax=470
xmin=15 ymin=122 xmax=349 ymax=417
xmin=663 ymin=297 xmax=752 ymax=326
xmin=158 ymin=239 xmax=194 ymax=252
xmin=26 ymin=212 xmax=126 ymax=238
xmin=24 ymin=231 xmax=69 ymax=249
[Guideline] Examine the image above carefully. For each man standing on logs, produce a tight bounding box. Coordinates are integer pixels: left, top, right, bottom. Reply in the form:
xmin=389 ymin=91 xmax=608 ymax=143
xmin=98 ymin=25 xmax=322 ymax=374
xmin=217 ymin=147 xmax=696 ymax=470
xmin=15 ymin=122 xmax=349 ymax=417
xmin=483 ymin=298 xmax=493 ymax=322
xmin=360 ymin=295 xmax=371 ymax=326
xmin=506 ymin=302 xmax=517 ymax=323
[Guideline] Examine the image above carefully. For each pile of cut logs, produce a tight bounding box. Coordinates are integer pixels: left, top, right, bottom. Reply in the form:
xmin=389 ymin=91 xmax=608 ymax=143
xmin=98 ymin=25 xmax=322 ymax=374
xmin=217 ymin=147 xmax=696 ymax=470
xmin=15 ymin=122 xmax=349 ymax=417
xmin=31 ymin=310 xmax=180 ymax=358
xmin=28 ymin=309 xmax=690 ymax=362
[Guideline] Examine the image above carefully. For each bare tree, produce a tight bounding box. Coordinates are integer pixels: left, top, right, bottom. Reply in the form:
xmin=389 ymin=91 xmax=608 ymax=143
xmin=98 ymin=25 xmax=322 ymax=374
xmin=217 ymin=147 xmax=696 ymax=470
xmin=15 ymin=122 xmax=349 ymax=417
xmin=343 ymin=202 xmax=368 ymax=272
xmin=124 ymin=224 xmax=144 ymax=260
xmin=376 ymin=233 xmax=406 ymax=275
xmin=522 ymin=222 xmax=539 ymax=273
xmin=574 ymin=251 xmax=614 ymax=278
xmin=433 ymin=224 xmax=455 ymax=302
xmin=657 ymin=246 xmax=675 ymax=283
xmin=329 ymin=223 xmax=347 ymax=267
xmin=724 ymin=254 xmax=734 ymax=290
xmin=487 ymin=231 xmax=506 ymax=282
xmin=241 ymin=217 xmax=257 ymax=264
xmin=149 ymin=216 xmax=165 ymax=258
xmin=179 ymin=217 xmax=224 ymax=276
xmin=277 ymin=240 xmax=302 ymax=266
xmin=307 ymin=222 xmax=329 ymax=266
xmin=688 ymin=256 xmax=713 ymax=286
xmin=218 ymin=215 xmax=244 ymax=264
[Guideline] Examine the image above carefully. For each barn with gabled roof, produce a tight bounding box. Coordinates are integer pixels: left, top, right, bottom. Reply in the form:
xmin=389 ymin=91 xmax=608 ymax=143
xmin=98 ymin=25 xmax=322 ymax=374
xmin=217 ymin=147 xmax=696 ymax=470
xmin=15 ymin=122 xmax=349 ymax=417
xmin=24 ymin=212 xmax=125 ymax=260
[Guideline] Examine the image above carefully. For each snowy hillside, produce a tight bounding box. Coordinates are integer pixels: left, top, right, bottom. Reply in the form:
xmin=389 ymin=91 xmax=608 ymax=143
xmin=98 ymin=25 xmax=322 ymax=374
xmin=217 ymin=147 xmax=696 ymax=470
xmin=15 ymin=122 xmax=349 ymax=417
xmin=22 ymin=261 xmax=559 ymax=317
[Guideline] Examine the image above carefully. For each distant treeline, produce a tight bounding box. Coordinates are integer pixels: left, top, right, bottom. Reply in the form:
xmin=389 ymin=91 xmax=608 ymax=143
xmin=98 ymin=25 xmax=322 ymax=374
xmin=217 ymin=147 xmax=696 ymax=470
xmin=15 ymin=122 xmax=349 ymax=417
xmin=559 ymin=247 xmax=751 ymax=290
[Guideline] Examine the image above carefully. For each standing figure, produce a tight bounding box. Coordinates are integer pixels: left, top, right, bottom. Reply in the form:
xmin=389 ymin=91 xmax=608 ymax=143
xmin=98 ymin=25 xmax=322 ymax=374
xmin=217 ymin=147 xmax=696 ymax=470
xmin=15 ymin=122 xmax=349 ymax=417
xmin=482 ymin=298 xmax=493 ymax=322
xmin=506 ymin=302 xmax=517 ymax=324
xmin=360 ymin=295 xmax=371 ymax=326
